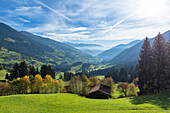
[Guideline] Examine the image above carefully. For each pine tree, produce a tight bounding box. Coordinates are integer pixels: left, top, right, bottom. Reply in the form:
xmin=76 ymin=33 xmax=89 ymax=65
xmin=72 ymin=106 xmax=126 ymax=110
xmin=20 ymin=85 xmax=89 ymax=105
xmin=165 ymin=33 xmax=170 ymax=90
xmin=137 ymin=37 xmax=152 ymax=95
xmin=10 ymin=62 xmax=19 ymax=80
xmin=40 ymin=65 xmax=48 ymax=78
xmin=29 ymin=65 xmax=36 ymax=77
xmin=152 ymin=33 xmax=166 ymax=93
xmin=19 ymin=61 xmax=28 ymax=77
xmin=35 ymin=67 xmax=39 ymax=75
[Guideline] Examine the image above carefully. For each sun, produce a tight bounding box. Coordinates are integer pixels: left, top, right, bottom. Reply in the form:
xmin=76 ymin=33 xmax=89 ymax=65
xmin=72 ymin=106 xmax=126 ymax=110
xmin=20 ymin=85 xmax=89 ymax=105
xmin=138 ymin=0 xmax=167 ymax=17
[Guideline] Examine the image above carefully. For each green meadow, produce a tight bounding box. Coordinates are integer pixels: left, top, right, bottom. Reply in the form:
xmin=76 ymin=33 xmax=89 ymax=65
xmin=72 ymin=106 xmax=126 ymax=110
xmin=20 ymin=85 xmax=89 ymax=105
xmin=0 ymin=69 xmax=8 ymax=80
xmin=0 ymin=92 xmax=169 ymax=113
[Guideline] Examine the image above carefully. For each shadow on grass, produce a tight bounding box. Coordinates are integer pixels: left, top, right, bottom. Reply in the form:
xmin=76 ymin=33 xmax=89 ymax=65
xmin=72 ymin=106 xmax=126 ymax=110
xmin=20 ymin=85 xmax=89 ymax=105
xmin=130 ymin=91 xmax=170 ymax=110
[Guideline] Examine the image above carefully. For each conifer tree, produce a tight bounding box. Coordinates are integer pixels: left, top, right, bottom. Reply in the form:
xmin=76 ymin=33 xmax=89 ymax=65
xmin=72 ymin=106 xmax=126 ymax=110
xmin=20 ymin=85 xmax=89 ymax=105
xmin=165 ymin=33 xmax=170 ymax=89
xmin=152 ymin=33 xmax=166 ymax=93
xmin=40 ymin=65 xmax=48 ymax=78
xmin=29 ymin=65 xmax=36 ymax=77
xmin=19 ymin=61 xmax=28 ymax=77
xmin=137 ymin=37 xmax=152 ymax=95
xmin=10 ymin=62 xmax=19 ymax=80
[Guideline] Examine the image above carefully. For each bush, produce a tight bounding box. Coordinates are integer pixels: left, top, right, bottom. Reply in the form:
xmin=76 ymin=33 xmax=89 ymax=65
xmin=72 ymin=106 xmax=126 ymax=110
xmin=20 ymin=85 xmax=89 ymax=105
xmin=0 ymin=82 xmax=12 ymax=96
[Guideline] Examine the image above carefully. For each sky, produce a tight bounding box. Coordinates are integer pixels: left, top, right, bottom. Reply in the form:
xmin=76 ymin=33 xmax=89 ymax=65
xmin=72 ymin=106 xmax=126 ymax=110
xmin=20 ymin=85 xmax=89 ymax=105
xmin=0 ymin=0 xmax=170 ymax=48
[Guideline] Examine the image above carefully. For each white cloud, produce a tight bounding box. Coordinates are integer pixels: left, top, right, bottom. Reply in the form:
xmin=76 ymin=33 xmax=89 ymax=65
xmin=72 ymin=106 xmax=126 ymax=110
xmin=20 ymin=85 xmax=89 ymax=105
xmin=18 ymin=17 xmax=30 ymax=23
xmin=67 ymin=27 xmax=87 ymax=32
xmin=15 ymin=6 xmax=42 ymax=12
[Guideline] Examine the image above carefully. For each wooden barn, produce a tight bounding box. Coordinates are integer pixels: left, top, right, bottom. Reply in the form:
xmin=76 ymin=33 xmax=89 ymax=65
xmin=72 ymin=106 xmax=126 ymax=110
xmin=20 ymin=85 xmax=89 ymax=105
xmin=87 ymin=84 xmax=112 ymax=99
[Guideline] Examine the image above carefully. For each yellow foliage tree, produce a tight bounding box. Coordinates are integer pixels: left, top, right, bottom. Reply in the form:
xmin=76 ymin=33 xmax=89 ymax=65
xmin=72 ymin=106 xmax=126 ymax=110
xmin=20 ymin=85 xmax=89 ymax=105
xmin=44 ymin=75 xmax=54 ymax=83
xmin=32 ymin=74 xmax=43 ymax=93
xmin=22 ymin=75 xmax=31 ymax=93
xmin=58 ymin=79 xmax=65 ymax=93
xmin=103 ymin=77 xmax=115 ymax=93
xmin=89 ymin=77 xmax=100 ymax=87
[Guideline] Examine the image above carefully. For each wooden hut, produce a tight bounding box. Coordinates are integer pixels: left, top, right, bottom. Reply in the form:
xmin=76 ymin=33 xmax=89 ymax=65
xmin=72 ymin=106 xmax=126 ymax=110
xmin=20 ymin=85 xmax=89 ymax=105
xmin=87 ymin=84 xmax=112 ymax=99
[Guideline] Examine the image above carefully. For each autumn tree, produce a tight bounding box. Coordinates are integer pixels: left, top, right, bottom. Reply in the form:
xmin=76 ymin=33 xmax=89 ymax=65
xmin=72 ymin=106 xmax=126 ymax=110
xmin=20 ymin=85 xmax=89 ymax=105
xmin=69 ymin=75 xmax=82 ymax=94
xmin=89 ymin=76 xmax=100 ymax=87
xmin=58 ymin=79 xmax=65 ymax=93
xmin=22 ymin=75 xmax=31 ymax=93
xmin=32 ymin=74 xmax=43 ymax=93
xmin=103 ymin=77 xmax=115 ymax=93
xmin=128 ymin=84 xmax=137 ymax=96
xmin=117 ymin=82 xmax=129 ymax=97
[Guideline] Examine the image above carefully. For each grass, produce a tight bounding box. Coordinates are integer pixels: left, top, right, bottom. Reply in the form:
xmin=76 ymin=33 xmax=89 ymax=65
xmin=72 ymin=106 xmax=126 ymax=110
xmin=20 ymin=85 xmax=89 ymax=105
xmin=0 ymin=92 xmax=169 ymax=113
xmin=0 ymin=69 xmax=9 ymax=80
xmin=96 ymin=75 xmax=105 ymax=80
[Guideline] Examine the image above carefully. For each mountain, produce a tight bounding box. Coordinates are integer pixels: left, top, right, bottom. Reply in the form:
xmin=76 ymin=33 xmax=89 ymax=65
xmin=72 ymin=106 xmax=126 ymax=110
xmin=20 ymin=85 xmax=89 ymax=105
xmin=0 ymin=22 xmax=99 ymax=67
xmin=97 ymin=40 xmax=140 ymax=61
xmin=109 ymin=30 xmax=170 ymax=65
xmin=64 ymin=42 xmax=104 ymax=56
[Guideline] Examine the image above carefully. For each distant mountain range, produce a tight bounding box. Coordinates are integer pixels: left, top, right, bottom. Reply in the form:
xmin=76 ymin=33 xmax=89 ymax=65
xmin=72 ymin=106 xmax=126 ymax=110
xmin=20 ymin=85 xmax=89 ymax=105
xmin=0 ymin=23 xmax=99 ymax=67
xmin=97 ymin=40 xmax=140 ymax=61
xmin=64 ymin=42 xmax=104 ymax=56
xmin=109 ymin=30 xmax=170 ymax=65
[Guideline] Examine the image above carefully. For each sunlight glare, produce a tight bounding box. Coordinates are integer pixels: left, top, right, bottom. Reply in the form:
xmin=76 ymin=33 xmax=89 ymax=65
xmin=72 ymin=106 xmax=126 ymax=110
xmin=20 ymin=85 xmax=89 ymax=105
xmin=138 ymin=0 xmax=166 ymax=17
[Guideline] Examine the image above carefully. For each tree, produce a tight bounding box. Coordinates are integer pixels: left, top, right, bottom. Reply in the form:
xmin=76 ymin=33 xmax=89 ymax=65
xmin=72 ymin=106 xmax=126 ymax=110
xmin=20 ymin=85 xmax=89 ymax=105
xmin=137 ymin=37 xmax=153 ymax=95
xmin=32 ymin=74 xmax=43 ymax=93
xmin=10 ymin=62 xmax=19 ymax=80
xmin=35 ymin=67 xmax=39 ymax=75
xmin=69 ymin=75 xmax=82 ymax=94
xmin=19 ymin=61 xmax=28 ymax=78
xmin=5 ymin=73 xmax=9 ymax=79
xmin=89 ymin=77 xmax=100 ymax=87
xmin=64 ymin=72 xmax=74 ymax=81
xmin=119 ymin=68 xmax=127 ymax=82
xmin=128 ymin=84 xmax=137 ymax=96
xmin=59 ymin=74 xmax=63 ymax=80
xmin=165 ymin=33 xmax=170 ymax=90
xmin=103 ymin=77 xmax=115 ymax=93
xmin=152 ymin=33 xmax=166 ymax=93
xmin=29 ymin=65 xmax=36 ymax=77
xmin=44 ymin=75 xmax=54 ymax=83
xmin=117 ymin=82 xmax=129 ymax=97
xmin=40 ymin=65 xmax=48 ymax=78
xmin=58 ymin=79 xmax=65 ymax=93
xmin=47 ymin=65 xmax=55 ymax=79
xmin=22 ymin=75 xmax=31 ymax=93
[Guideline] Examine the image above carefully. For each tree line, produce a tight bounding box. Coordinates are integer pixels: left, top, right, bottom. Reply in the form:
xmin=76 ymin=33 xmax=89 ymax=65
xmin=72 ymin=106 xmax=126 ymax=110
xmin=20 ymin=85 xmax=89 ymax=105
xmin=137 ymin=33 xmax=170 ymax=95
xmin=105 ymin=66 xmax=136 ymax=83
xmin=6 ymin=61 xmax=55 ymax=80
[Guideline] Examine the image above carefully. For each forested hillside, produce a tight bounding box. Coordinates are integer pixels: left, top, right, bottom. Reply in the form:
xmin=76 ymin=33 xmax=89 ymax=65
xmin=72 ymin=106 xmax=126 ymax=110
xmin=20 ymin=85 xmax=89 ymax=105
xmin=109 ymin=31 xmax=170 ymax=65
xmin=0 ymin=23 xmax=99 ymax=67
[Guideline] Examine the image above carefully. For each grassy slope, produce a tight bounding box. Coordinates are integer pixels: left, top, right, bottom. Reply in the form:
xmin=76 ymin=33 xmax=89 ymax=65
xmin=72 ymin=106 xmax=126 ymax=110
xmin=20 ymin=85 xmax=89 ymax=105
xmin=0 ymin=69 xmax=8 ymax=80
xmin=0 ymin=92 xmax=169 ymax=113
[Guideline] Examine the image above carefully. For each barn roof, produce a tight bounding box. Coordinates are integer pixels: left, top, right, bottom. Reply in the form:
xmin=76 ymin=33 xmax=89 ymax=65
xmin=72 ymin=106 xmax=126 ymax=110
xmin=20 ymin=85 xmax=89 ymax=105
xmin=88 ymin=84 xmax=111 ymax=96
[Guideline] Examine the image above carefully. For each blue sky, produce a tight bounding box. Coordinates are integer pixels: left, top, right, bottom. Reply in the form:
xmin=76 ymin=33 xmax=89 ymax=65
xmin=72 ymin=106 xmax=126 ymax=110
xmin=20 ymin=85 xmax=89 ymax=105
xmin=0 ymin=0 xmax=170 ymax=48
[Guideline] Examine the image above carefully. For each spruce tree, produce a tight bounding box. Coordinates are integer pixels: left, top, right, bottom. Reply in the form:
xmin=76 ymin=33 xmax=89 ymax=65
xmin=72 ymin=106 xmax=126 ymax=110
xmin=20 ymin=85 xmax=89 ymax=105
xmin=10 ymin=62 xmax=19 ymax=80
xmin=165 ymin=33 xmax=170 ymax=90
xmin=137 ymin=37 xmax=152 ymax=95
xmin=152 ymin=33 xmax=166 ymax=93
xmin=35 ymin=67 xmax=39 ymax=75
xmin=19 ymin=61 xmax=28 ymax=77
xmin=29 ymin=65 xmax=36 ymax=77
xmin=40 ymin=65 xmax=48 ymax=78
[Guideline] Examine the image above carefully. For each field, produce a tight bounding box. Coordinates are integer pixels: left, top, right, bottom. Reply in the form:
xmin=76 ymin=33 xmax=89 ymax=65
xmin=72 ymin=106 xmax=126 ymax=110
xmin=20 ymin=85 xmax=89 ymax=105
xmin=0 ymin=92 xmax=169 ymax=113
xmin=0 ymin=69 xmax=8 ymax=80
